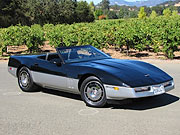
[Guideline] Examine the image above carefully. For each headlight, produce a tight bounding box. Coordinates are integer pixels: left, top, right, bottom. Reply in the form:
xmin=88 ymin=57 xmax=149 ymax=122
xmin=163 ymin=80 xmax=173 ymax=87
xmin=134 ymin=86 xmax=150 ymax=92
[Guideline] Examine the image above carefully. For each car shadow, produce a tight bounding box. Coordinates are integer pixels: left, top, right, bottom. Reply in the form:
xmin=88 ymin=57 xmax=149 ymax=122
xmin=108 ymin=93 xmax=179 ymax=110
xmin=41 ymin=88 xmax=82 ymax=101
xmin=41 ymin=89 xmax=179 ymax=110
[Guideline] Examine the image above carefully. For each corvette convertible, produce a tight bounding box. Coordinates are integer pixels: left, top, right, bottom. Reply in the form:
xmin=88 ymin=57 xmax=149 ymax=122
xmin=8 ymin=45 xmax=174 ymax=107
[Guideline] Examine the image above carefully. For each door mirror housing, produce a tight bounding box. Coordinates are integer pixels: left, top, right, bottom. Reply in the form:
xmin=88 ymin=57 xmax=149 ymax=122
xmin=56 ymin=62 xmax=62 ymax=67
xmin=49 ymin=58 xmax=62 ymax=67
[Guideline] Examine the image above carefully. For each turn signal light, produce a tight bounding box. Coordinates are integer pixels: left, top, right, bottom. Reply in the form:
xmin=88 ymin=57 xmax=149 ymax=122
xmin=114 ymin=87 xmax=119 ymax=91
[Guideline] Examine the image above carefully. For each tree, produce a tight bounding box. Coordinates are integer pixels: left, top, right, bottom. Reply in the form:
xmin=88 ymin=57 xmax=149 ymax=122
xmin=113 ymin=4 xmax=120 ymax=10
xmin=172 ymin=10 xmax=178 ymax=17
xmin=118 ymin=7 xmax=129 ymax=18
xmin=150 ymin=10 xmax=157 ymax=19
xmin=107 ymin=11 xmax=118 ymax=19
xmin=177 ymin=6 xmax=180 ymax=13
xmin=151 ymin=6 xmax=164 ymax=16
xmin=169 ymin=5 xmax=178 ymax=12
xmin=0 ymin=0 xmax=95 ymax=27
xmin=0 ymin=0 xmax=31 ymax=27
xmin=76 ymin=1 xmax=94 ymax=23
xmin=94 ymin=9 xmax=103 ymax=20
xmin=129 ymin=11 xmax=138 ymax=18
xmin=138 ymin=7 xmax=146 ymax=19
xmin=59 ymin=0 xmax=77 ymax=24
xmin=163 ymin=8 xmax=171 ymax=17
xmin=100 ymin=0 xmax=110 ymax=11
xmin=89 ymin=1 xmax=95 ymax=12
xmin=144 ymin=6 xmax=152 ymax=16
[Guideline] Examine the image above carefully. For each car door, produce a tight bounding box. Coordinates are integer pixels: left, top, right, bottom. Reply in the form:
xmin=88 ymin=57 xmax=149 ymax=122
xmin=31 ymin=53 xmax=68 ymax=90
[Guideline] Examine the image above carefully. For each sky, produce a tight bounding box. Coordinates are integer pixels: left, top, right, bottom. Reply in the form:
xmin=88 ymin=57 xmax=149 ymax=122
xmin=84 ymin=0 xmax=144 ymax=5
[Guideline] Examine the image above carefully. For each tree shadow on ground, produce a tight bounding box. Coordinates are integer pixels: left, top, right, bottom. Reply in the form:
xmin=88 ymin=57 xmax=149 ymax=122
xmin=108 ymin=93 xmax=179 ymax=110
xmin=174 ymin=56 xmax=180 ymax=60
xmin=129 ymin=52 xmax=149 ymax=58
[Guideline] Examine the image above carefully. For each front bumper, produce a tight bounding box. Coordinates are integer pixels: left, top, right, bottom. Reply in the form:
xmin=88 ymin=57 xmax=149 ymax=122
xmin=104 ymin=81 xmax=174 ymax=100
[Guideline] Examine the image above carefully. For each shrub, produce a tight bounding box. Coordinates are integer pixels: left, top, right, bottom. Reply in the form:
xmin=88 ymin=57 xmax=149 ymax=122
xmin=28 ymin=24 xmax=45 ymax=52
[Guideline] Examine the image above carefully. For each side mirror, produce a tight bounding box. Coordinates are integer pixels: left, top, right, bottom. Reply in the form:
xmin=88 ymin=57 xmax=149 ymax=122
xmin=50 ymin=59 xmax=62 ymax=67
xmin=56 ymin=62 xmax=62 ymax=67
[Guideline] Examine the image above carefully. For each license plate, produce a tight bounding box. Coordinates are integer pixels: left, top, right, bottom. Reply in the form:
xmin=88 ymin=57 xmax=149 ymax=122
xmin=153 ymin=85 xmax=165 ymax=95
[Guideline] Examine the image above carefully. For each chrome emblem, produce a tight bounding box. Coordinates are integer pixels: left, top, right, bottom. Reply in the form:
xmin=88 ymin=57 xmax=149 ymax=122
xmin=145 ymin=74 xmax=150 ymax=77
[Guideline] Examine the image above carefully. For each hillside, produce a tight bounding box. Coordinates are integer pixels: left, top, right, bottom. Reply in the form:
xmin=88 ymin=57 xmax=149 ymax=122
xmin=157 ymin=0 xmax=180 ymax=6
xmin=110 ymin=0 xmax=175 ymax=7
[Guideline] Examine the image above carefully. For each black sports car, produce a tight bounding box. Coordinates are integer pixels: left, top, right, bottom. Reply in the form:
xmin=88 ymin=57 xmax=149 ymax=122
xmin=8 ymin=45 xmax=174 ymax=107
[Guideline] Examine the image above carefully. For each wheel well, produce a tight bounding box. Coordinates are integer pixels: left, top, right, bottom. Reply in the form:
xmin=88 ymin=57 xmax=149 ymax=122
xmin=78 ymin=74 xmax=101 ymax=91
xmin=16 ymin=65 xmax=26 ymax=77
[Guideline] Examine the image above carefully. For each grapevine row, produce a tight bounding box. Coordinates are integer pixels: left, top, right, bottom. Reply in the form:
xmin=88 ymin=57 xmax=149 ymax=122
xmin=0 ymin=16 xmax=180 ymax=59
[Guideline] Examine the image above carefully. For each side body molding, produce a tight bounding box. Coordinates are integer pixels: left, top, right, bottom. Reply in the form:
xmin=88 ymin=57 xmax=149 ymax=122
xmin=31 ymin=71 xmax=80 ymax=94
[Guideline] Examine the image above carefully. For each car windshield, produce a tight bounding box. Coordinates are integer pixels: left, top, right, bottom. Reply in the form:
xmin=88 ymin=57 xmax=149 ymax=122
xmin=57 ymin=45 xmax=111 ymax=63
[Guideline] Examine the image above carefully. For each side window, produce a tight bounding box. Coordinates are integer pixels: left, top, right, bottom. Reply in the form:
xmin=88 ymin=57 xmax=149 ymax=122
xmin=47 ymin=53 xmax=61 ymax=64
xmin=37 ymin=55 xmax=46 ymax=60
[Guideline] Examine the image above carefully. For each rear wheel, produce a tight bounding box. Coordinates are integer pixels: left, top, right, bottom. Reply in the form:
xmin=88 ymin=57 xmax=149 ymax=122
xmin=18 ymin=67 xmax=40 ymax=92
xmin=80 ymin=76 xmax=107 ymax=107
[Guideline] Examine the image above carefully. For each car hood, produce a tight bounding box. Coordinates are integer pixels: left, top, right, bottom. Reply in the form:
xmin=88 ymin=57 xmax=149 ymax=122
xmin=80 ymin=58 xmax=172 ymax=87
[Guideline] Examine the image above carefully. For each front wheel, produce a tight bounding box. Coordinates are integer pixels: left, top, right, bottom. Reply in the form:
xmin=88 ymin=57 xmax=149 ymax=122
xmin=18 ymin=67 xmax=40 ymax=92
xmin=80 ymin=76 xmax=107 ymax=107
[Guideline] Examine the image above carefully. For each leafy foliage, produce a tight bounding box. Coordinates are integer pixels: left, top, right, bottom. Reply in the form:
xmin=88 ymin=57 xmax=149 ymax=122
xmin=89 ymin=1 xmax=95 ymax=12
xmin=107 ymin=11 xmax=118 ymax=19
xmin=172 ymin=10 xmax=178 ymax=17
xmin=29 ymin=24 xmax=45 ymax=52
xmin=94 ymin=9 xmax=103 ymax=20
xmin=100 ymin=0 xmax=110 ymax=11
xmin=138 ymin=7 xmax=146 ymax=19
xmin=0 ymin=0 xmax=95 ymax=28
xmin=0 ymin=24 xmax=45 ymax=53
xmin=76 ymin=1 xmax=95 ymax=23
xmin=150 ymin=10 xmax=157 ymax=18
xmin=0 ymin=16 xmax=180 ymax=59
xmin=0 ymin=29 xmax=3 ymax=56
xmin=163 ymin=8 xmax=171 ymax=17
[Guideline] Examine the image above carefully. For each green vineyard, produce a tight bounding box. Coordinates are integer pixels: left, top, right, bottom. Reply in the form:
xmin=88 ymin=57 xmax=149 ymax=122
xmin=0 ymin=16 xmax=180 ymax=59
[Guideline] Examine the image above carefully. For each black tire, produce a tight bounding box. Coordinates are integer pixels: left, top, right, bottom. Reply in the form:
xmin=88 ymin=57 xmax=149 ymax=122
xmin=18 ymin=67 xmax=40 ymax=92
xmin=80 ymin=76 xmax=107 ymax=107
